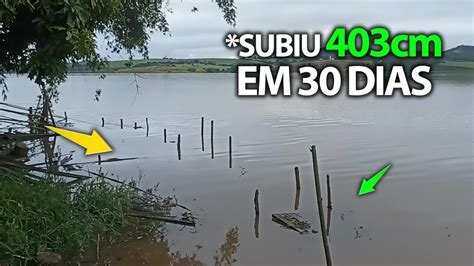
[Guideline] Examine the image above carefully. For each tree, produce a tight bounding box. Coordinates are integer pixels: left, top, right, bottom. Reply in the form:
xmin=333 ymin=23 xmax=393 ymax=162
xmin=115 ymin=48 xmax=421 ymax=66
xmin=0 ymin=0 xmax=237 ymax=98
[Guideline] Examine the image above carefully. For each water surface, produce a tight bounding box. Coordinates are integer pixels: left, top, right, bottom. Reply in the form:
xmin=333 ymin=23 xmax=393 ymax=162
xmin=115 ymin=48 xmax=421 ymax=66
xmin=5 ymin=73 xmax=473 ymax=265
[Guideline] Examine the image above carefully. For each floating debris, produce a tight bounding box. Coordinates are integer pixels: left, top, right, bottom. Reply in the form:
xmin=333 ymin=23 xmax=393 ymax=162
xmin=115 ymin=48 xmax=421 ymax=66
xmin=272 ymin=213 xmax=311 ymax=233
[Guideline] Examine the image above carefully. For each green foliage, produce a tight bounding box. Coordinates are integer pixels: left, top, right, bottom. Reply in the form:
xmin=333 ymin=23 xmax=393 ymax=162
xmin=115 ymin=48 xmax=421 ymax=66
xmin=0 ymin=173 xmax=163 ymax=263
xmin=0 ymin=0 xmax=236 ymax=89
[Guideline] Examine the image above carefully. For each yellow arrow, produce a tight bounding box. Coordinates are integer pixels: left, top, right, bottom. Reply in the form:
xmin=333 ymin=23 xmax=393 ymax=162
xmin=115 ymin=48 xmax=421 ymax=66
xmin=46 ymin=126 xmax=113 ymax=155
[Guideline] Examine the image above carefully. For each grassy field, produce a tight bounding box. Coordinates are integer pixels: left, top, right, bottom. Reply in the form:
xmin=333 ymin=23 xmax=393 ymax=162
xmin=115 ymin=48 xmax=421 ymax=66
xmin=69 ymin=58 xmax=375 ymax=73
xmin=70 ymin=58 xmax=270 ymax=73
xmin=69 ymin=58 xmax=473 ymax=73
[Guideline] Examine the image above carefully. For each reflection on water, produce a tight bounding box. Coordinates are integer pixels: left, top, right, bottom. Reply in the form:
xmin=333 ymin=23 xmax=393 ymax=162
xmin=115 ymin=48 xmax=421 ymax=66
xmin=4 ymin=73 xmax=473 ymax=265
xmin=90 ymin=228 xmax=240 ymax=266
xmin=214 ymin=227 xmax=240 ymax=266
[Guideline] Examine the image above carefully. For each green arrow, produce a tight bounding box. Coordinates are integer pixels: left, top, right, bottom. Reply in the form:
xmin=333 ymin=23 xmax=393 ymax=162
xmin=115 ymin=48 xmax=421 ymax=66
xmin=358 ymin=163 xmax=392 ymax=196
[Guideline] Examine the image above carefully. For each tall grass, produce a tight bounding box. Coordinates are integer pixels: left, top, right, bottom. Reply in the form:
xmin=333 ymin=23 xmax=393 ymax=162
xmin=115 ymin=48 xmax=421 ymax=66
xmin=0 ymin=172 xmax=166 ymax=264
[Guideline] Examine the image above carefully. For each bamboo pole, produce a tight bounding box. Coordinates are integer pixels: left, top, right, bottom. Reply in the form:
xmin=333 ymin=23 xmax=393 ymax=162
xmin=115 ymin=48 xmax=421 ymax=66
xmin=254 ymin=189 xmax=260 ymax=238
xmin=294 ymin=188 xmax=301 ymax=210
xmin=146 ymin=117 xmax=149 ymax=137
xmin=64 ymin=111 xmax=67 ymax=123
xmin=326 ymin=174 xmax=333 ymax=236
xmin=164 ymin=129 xmax=167 ymax=143
xmin=294 ymin=166 xmax=301 ymax=210
xmin=101 ymin=117 xmax=105 ymax=127
xmin=134 ymin=122 xmax=138 ymax=129
xmin=310 ymin=145 xmax=332 ymax=266
xmin=229 ymin=136 xmax=232 ymax=168
xmin=210 ymin=120 xmax=214 ymax=159
xmin=120 ymin=119 xmax=123 ymax=129
xmin=326 ymin=174 xmax=332 ymax=209
xmin=201 ymin=117 xmax=205 ymax=151
xmin=177 ymin=134 xmax=181 ymax=160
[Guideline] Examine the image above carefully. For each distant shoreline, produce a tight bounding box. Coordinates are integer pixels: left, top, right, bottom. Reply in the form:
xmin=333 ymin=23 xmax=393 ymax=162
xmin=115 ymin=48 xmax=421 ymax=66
xmin=67 ymin=59 xmax=473 ymax=74
xmin=67 ymin=45 xmax=474 ymax=74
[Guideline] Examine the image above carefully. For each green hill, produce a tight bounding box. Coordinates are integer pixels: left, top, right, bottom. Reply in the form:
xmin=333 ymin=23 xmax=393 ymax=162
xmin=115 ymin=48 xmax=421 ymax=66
xmin=444 ymin=45 xmax=474 ymax=61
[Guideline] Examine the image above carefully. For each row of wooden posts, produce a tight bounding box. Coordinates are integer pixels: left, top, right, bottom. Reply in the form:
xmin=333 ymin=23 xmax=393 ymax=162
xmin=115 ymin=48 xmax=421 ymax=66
xmin=96 ymin=115 xmax=331 ymax=265
xmin=252 ymin=146 xmax=333 ymax=266
xmin=99 ymin=116 xmax=232 ymax=167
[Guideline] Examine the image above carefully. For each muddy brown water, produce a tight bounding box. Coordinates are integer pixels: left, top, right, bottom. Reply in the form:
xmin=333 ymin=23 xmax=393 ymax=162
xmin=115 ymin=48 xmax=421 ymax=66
xmin=5 ymin=73 xmax=473 ymax=265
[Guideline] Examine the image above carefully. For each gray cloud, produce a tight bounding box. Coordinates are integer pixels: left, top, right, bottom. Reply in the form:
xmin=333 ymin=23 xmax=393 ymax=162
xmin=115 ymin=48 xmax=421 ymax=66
xmin=99 ymin=0 xmax=473 ymax=59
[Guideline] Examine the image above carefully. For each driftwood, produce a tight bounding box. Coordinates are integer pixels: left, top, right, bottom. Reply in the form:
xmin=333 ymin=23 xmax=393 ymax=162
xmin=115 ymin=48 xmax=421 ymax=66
xmin=0 ymin=161 xmax=90 ymax=180
xmin=272 ymin=213 xmax=311 ymax=233
xmin=128 ymin=210 xmax=195 ymax=227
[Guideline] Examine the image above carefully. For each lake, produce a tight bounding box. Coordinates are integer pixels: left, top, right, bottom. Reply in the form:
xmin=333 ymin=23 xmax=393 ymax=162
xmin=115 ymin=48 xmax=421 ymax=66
xmin=5 ymin=73 xmax=473 ymax=265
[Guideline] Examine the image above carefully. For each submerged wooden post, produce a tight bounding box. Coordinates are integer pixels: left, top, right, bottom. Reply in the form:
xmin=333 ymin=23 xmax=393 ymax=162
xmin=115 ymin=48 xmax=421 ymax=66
xmin=310 ymin=145 xmax=332 ymax=266
xmin=254 ymin=189 xmax=260 ymax=238
xmin=120 ymin=119 xmax=123 ymax=129
xmin=229 ymin=136 xmax=232 ymax=168
xmin=146 ymin=117 xmax=149 ymax=137
xmin=326 ymin=174 xmax=333 ymax=236
xmin=177 ymin=134 xmax=181 ymax=160
xmin=134 ymin=122 xmax=138 ymax=129
xmin=210 ymin=120 xmax=214 ymax=159
xmin=101 ymin=117 xmax=105 ymax=127
xmin=64 ymin=111 xmax=68 ymax=123
xmin=98 ymin=155 xmax=102 ymax=165
xmin=201 ymin=117 xmax=205 ymax=151
xmin=164 ymin=129 xmax=167 ymax=143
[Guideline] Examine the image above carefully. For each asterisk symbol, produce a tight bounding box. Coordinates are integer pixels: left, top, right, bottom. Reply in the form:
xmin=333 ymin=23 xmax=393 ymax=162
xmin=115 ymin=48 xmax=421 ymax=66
xmin=225 ymin=33 xmax=240 ymax=48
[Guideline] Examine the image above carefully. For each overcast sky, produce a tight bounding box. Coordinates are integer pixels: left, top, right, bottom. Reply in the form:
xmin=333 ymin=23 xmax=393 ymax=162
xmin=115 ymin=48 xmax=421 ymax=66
xmin=99 ymin=0 xmax=473 ymax=59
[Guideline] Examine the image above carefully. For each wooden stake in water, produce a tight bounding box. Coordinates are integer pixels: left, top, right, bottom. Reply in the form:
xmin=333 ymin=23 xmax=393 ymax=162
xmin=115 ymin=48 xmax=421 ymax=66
xmin=164 ymin=129 xmax=167 ymax=143
xmin=229 ymin=136 xmax=232 ymax=168
xmin=254 ymin=189 xmax=260 ymax=238
xmin=146 ymin=117 xmax=149 ymax=137
xmin=64 ymin=111 xmax=68 ymax=123
xmin=201 ymin=117 xmax=205 ymax=151
xmin=120 ymin=119 xmax=123 ymax=129
xmin=254 ymin=189 xmax=260 ymax=215
xmin=101 ymin=117 xmax=105 ymax=127
xmin=310 ymin=145 xmax=332 ymax=266
xmin=98 ymin=155 xmax=102 ymax=165
xmin=326 ymin=174 xmax=333 ymax=236
xmin=210 ymin=120 xmax=214 ymax=159
xmin=295 ymin=166 xmax=301 ymax=191
xmin=294 ymin=166 xmax=301 ymax=210
xmin=134 ymin=122 xmax=138 ymax=129
xmin=177 ymin=134 xmax=181 ymax=160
